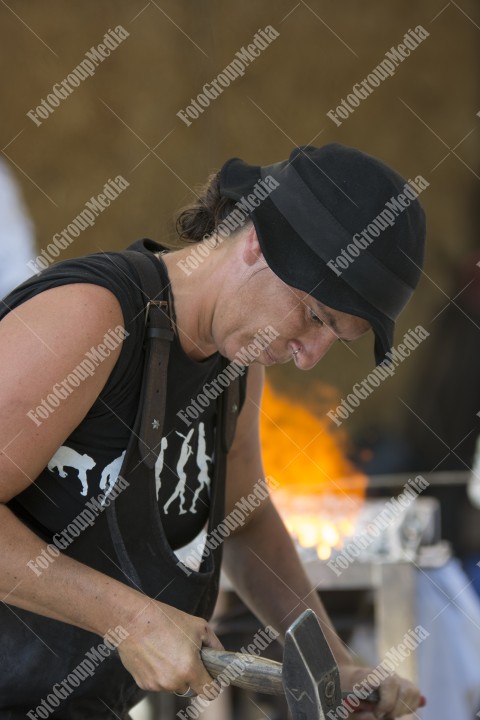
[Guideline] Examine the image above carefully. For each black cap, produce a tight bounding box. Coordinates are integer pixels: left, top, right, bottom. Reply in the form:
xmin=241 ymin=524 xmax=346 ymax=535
xmin=219 ymin=144 xmax=426 ymax=365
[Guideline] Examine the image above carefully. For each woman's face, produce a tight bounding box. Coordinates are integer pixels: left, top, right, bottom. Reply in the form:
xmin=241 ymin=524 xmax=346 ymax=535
xmin=214 ymin=262 xmax=371 ymax=371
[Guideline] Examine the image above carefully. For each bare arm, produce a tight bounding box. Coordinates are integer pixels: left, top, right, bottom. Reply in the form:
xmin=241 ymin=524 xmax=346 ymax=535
xmin=0 ymin=284 xmax=221 ymax=694
xmin=223 ymin=363 xmax=422 ymax=718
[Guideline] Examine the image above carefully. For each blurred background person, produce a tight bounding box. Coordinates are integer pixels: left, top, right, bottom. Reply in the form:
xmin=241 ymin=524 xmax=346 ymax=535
xmin=0 ymin=159 xmax=35 ymax=299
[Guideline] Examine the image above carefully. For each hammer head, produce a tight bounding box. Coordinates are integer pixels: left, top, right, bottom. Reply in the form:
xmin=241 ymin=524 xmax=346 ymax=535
xmin=283 ymin=610 xmax=342 ymax=720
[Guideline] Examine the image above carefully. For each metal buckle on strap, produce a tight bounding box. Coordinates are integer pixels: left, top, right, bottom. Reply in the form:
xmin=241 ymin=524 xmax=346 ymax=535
xmin=145 ymin=299 xmax=172 ymax=324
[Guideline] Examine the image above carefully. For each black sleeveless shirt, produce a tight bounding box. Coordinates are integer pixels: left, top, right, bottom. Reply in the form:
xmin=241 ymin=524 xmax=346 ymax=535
xmin=0 ymin=239 xmax=248 ymax=718
xmin=2 ymin=239 xmax=246 ymax=550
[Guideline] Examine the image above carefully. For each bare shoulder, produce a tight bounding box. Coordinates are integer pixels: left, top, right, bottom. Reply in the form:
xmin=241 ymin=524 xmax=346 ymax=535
xmin=0 ymin=283 xmax=126 ymax=502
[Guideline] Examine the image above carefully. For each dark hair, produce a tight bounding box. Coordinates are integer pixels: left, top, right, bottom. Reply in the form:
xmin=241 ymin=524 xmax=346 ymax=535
xmin=175 ymin=172 xmax=243 ymax=243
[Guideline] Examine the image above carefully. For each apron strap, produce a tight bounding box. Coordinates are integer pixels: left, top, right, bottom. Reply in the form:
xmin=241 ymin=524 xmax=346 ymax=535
xmin=123 ymin=250 xmax=174 ymax=469
xmin=122 ymin=247 xmax=242 ymax=564
xmin=200 ymin=355 xmax=241 ymax=610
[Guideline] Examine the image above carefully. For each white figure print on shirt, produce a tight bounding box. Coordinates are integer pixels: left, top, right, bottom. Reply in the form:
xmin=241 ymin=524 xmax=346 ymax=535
xmin=47 ymin=447 xmax=95 ymax=496
xmin=154 ymin=436 xmax=169 ymax=500
xmin=48 ymin=446 xmax=126 ymax=499
xmin=99 ymin=451 xmax=126 ymax=505
xmin=163 ymin=428 xmax=194 ymax=515
xmin=48 ymin=422 xmax=212 ymax=515
xmin=190 ymin=423 xmax=212 ymax=513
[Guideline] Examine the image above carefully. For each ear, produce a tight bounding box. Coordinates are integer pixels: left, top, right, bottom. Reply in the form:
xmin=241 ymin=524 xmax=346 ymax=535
xmin=242 ymin=223 xmax=263 ymax=267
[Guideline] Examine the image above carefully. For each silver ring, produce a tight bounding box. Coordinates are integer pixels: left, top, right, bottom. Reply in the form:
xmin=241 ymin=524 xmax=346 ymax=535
xmin=175 ymin=686 xmax=196 ymax=698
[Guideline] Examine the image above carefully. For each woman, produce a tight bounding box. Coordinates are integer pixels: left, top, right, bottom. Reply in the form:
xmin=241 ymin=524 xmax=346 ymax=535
xmin=0 ymin=144 xmax=426 ymax=719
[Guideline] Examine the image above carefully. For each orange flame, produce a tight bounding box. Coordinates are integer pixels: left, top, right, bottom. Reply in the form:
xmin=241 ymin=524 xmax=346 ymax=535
xmin=260 ymin=381 xmax=367 ymax=558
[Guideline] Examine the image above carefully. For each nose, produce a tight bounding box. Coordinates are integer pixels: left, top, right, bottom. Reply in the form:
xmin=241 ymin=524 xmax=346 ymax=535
xmin=295 ymin=330 xmax=337 ymax=370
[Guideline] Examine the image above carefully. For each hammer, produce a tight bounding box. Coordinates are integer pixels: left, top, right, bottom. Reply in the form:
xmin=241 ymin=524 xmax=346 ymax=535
xmin=201 ymin=609 xmax=424 ymax=719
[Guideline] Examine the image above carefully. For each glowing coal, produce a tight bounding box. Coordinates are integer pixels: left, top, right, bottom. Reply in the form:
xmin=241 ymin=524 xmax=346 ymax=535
xmin=260 ymin=381 xmax=367 ymax=560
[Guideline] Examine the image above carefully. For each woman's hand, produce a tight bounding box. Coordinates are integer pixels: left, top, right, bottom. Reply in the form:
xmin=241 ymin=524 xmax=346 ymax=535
xmin=117 ymin=601 xmax=224 ymax=697
xmin=339 ymin=663 xmax=424 ymax=718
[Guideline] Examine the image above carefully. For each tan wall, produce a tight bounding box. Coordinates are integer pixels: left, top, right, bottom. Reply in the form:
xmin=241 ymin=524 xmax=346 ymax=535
xmin=1 ymin=1 xmax=478 ymax=440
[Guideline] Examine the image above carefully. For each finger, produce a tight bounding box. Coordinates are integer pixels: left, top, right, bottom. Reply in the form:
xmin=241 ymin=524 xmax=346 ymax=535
xmin=377 ymin=683 xmax=422 ymax=718
xmin=191 ymin=663 xmax=220 ymax=695
xmin=188 ymin=642 xmax=226 ymax=697
xmin=191 ymin=669 xmax=224 ymax=701
xmin=375 ymin=676 xmax=400 ymax=715
xmin=343 ymin=695 xmax=376 ymax=714
xmin=201 ymin=623 xmax=224 ymax=651
xmin=391 ymin=687 xmax=422 ymax=717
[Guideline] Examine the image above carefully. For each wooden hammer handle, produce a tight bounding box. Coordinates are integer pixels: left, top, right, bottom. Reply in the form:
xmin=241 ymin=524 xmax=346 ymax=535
xmin=201 ymin=648 xmax=283 ymax=695
xmin=201 ymin=649 xmax=425 ymax=708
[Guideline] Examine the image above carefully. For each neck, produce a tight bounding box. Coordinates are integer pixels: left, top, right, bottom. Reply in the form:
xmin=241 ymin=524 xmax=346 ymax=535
xmin=159 ymin=238 xmax=227 ymax=360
